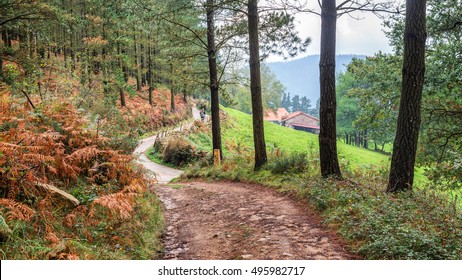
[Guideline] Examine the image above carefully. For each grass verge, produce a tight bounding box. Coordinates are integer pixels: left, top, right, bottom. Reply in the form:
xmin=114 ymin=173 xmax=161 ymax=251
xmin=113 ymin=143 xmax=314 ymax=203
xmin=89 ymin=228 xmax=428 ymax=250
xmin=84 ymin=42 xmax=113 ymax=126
xmin=0 ymin=192 xmax=164 ymax=259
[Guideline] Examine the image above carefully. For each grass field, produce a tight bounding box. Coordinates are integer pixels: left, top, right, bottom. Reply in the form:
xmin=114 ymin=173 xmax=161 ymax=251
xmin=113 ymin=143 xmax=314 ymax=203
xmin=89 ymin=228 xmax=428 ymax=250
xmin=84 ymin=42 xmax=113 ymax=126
xmin=203 ymin=107 xmax=427 ymax=185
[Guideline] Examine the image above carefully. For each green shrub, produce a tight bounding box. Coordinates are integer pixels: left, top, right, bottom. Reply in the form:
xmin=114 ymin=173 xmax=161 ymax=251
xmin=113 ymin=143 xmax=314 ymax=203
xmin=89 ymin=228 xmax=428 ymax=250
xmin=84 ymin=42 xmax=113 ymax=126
xmin=267 ymin=152 xmax=308 ymax=174
xmin=425 ymin=156 xmax=462 ymax=190
xmin=162 ymin=138 xmax=198 ymax=167
xmin=108 ymin=135 xmax=139 ymax=154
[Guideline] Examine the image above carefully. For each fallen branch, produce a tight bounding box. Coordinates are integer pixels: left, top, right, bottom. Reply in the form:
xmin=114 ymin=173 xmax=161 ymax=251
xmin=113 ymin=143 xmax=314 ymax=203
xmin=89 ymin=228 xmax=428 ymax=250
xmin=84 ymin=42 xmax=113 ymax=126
xmin=21 ymin=89 xmax=36 ymax=109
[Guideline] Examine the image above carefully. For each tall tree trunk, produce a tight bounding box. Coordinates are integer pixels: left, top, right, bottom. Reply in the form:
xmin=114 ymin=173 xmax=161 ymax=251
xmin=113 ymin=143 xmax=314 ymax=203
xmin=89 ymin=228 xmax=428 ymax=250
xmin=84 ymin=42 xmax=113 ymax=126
xmin=0 ymin=55 xmax=3 ymax=81
xmin=81 ymin=2 xmax=89 ymax=86
xmin=116 ymin=33 xmax=126 ymax=107
xmin=101 ymin=20 xmax=108 ymax=97
xmin=170 ymin=63 xmax=175 ymax=112
xmin=147 ymin=33 xmax=153 ymax=106
xmin=363 ymin=129 xmax=368 ymax=149
xmin=248 ymin=0 xmax=267 ymax=170
xmin=140 ymin=42 xmax=146 ymax=86
xmin=6 ymin=31 xmax=12 ymax=48
xmin=30 ymin=32 xmax=36 ymax=58
xmin=387 ymin=0 xmax=427 ymax=193
xmin=206 ymin=0 xmax=223 ymax=159
xmin=119 ymin=87 xmax=126 ymax=107
xmin=0 ymin=31 xmax=4 ymax=79
xmin=1 ymin=30 xmax=7 ymax=46
xmin=133 ymin=32 xmax=142 ymax=92
xmin=319 ymin=0 xmax=342 ymax=179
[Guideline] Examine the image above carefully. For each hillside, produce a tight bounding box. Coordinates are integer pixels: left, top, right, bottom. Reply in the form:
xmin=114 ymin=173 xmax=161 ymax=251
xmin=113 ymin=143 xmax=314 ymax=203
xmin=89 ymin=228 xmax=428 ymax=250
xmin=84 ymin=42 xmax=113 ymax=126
xmin=186 ymin=107 xmax=426 ymax=185
xmin=263 ymin=108 xmax=428 ymax=183
xmin=228 ymin=108 xmax=400 ymax=173
xmin=266 ymin=54 xmax=366 ymax=103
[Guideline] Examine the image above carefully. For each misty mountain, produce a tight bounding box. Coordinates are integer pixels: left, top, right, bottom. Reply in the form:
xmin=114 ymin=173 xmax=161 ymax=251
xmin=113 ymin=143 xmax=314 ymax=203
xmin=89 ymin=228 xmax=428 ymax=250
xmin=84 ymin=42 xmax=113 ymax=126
xmin=266 ymin=54 xmax=366 ymax=104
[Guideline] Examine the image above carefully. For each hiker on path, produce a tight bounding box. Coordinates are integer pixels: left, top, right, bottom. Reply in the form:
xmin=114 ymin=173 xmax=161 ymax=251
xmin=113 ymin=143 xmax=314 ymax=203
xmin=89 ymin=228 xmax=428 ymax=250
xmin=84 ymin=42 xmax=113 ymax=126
xmin=200 ymin=108 xmax=206 ymax=122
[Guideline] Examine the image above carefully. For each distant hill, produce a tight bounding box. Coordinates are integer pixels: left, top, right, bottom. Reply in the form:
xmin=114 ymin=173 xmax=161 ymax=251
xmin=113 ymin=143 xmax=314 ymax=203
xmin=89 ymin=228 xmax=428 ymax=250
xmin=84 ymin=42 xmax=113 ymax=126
xmin=266 ymin=54 xmax=366 ymax=103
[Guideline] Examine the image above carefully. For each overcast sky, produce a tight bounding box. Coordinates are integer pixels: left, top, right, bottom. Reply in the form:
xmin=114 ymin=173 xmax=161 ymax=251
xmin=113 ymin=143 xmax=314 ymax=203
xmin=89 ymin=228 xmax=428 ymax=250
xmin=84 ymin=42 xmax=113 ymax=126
xmin=268 ymin=6 xmax=395 ymax=62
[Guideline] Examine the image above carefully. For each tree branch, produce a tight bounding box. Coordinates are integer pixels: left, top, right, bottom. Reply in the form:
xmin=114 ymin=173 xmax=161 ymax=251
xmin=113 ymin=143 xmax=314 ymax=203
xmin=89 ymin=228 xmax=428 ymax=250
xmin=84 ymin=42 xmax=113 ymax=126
xmin=0 ymin=12 xmax=41 ymax=26
xmin=21 ymin=90 xmax=36 ymax=109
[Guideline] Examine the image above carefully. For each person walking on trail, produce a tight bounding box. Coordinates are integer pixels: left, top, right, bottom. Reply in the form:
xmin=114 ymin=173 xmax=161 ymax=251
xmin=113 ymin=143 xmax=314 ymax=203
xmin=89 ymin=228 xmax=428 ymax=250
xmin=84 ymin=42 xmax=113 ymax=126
xmin=200 ymin=108 xmax=206 ymax=122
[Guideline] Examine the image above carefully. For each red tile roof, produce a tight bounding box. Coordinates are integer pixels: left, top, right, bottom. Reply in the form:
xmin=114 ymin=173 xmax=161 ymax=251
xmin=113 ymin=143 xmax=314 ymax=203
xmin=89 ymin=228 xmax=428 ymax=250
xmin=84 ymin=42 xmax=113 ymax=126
xmin=291 ymin=123 xmax=320 ymax=130
xmin=264 ymin=108 xmax=289 ymax=122
xmin=282 ymin=111 xmax=319 ymax=122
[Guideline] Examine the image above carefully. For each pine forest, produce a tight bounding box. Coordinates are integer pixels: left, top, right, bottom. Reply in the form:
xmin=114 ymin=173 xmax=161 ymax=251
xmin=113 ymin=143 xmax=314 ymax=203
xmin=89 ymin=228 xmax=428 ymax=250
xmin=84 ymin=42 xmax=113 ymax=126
xmin=1 ymin=0 xmax=461 ymax=261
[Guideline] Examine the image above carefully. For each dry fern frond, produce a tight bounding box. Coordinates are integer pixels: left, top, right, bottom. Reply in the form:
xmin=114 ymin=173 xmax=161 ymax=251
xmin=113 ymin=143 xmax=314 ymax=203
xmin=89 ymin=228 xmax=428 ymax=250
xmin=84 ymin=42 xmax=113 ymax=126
xmin=0 ymin=142 xmax=21 ymax=150
xmin=0 ymin=198 xmax=35 ymax=222
xmin=26 ymin=145 xmax=49 ymax=153
xmin=56 ymin=159 xmax=80 ymax=180
xmin=63 ymin=214 xmax=76 ymax=228
xmin=22 ymin=153 xmax=55 ymax=164
xmin=37 ymin=197 xmax=56 ymax=222
xmin=46 ymin=228 xmax=60 ymax=245
xmin=66 ymin=146 xmax=100 ymax=166
xmin=91 ymin=192 xmax=137 ymax=220
xmin=124 ymin=178 xmax=145 ymax=194
xmin=6 ymin=184 xmax=20 ymax=200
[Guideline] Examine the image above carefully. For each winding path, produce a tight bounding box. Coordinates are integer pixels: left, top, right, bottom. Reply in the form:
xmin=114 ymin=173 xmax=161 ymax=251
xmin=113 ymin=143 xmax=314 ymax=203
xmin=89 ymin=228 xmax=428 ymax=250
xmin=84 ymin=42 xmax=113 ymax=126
xmin=133 ymin=107 xmax=201 ymax=183
xmin=134 ymin=107 xmax=355 ymax=260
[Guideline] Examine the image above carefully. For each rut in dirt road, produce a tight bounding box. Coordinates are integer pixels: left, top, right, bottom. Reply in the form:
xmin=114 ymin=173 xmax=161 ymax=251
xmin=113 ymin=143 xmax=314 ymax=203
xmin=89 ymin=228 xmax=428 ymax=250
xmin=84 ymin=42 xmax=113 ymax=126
xmin=154 ymin=181 xmax=355 ymax=260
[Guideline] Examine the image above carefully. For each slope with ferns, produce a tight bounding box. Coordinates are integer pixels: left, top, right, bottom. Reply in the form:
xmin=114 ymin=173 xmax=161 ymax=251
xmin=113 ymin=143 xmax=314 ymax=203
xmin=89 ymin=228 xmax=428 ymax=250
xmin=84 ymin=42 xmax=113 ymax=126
xmin=0 ymin=57 xmax=191 ymax=259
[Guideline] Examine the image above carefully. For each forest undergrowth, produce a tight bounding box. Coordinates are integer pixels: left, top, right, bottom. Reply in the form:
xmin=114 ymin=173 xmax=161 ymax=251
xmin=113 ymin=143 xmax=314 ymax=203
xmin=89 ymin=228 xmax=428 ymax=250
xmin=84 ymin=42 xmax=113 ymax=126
xmin=0 ymin=58 xmax=190 ymax=259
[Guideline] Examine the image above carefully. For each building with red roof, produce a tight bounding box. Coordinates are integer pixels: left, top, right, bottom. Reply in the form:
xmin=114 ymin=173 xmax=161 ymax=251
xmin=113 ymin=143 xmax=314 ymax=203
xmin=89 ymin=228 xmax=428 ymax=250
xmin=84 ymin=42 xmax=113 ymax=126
xmin=264 ymin=107 xmax=289 ymax=124
xmin=281 ymin=111 xmax=320 ymax=134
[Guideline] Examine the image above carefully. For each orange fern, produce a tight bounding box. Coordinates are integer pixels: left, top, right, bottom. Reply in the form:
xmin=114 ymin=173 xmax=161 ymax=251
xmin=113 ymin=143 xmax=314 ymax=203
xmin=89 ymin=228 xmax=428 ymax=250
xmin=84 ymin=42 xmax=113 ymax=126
xmin=0 ymin=198 xmax=35 ymax=222
xmin=90 ymin=192 xmax=137 ymax=220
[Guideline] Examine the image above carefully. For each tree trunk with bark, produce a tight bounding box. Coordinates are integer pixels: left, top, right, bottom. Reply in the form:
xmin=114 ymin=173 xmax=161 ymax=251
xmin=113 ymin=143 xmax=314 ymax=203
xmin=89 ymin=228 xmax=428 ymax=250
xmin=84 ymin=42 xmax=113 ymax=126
xmin=387 ymin=0 xmax=427 ymax=193
xmin=363 ymin=129 xmax=368 ymax=149
xmin=247 ymin=0 xmax=267 ymax=170
xmin=0 ymin=55 xmax=3 ymax=81
xmin=170 ymin=63 xmax=175 ymax=112
xmin=206 ymin=0 xmax=223 ymax=159
xmin=147 ymin=33 xmax=153 ymax=106
xmin=133 ymin=33 xmax=142 ymax=92
xmin=319 ymin=0 xmax=342 ymax=179
xmin=116 ymin=33 xmax=126 ymax=107
xmin=140 ymin=42 xmax=146 ymax=86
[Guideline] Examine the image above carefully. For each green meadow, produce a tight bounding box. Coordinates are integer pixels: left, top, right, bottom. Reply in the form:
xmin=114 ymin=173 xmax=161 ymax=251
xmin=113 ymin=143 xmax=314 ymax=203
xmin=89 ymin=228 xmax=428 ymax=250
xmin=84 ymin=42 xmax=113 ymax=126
xmin=193 ymin=107 xmax=426 ymax=185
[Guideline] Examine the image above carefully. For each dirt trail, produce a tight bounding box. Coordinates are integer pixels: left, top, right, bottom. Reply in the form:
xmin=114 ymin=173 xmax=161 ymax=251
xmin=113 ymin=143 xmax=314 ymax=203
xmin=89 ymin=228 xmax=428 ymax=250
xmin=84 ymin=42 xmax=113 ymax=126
xmin=134 ymin=108 xmax=201 ymax=183
xmin=154 ymin=181 xmax=355 ymax=260
xmin=135 ymin=107 xmax=354 ymax=260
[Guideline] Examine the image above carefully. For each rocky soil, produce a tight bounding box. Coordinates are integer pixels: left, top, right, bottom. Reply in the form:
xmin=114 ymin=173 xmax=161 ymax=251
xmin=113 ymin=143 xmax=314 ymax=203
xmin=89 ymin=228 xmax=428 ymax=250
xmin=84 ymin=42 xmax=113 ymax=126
xmin=154 ymin=181 xmax=356 ymax=260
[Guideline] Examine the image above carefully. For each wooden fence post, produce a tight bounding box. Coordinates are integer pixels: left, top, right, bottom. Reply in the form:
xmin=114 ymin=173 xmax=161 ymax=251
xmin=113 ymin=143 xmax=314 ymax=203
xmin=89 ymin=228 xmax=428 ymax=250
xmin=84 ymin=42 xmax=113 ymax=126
xmin=214 ymin=149 xmax=221 ymax=166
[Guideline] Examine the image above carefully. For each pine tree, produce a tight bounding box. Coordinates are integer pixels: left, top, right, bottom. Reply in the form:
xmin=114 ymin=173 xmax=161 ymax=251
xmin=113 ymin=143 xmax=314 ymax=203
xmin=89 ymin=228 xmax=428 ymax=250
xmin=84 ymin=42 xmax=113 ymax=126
xmin=387 ymin=0 xmax=427 ymax=192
